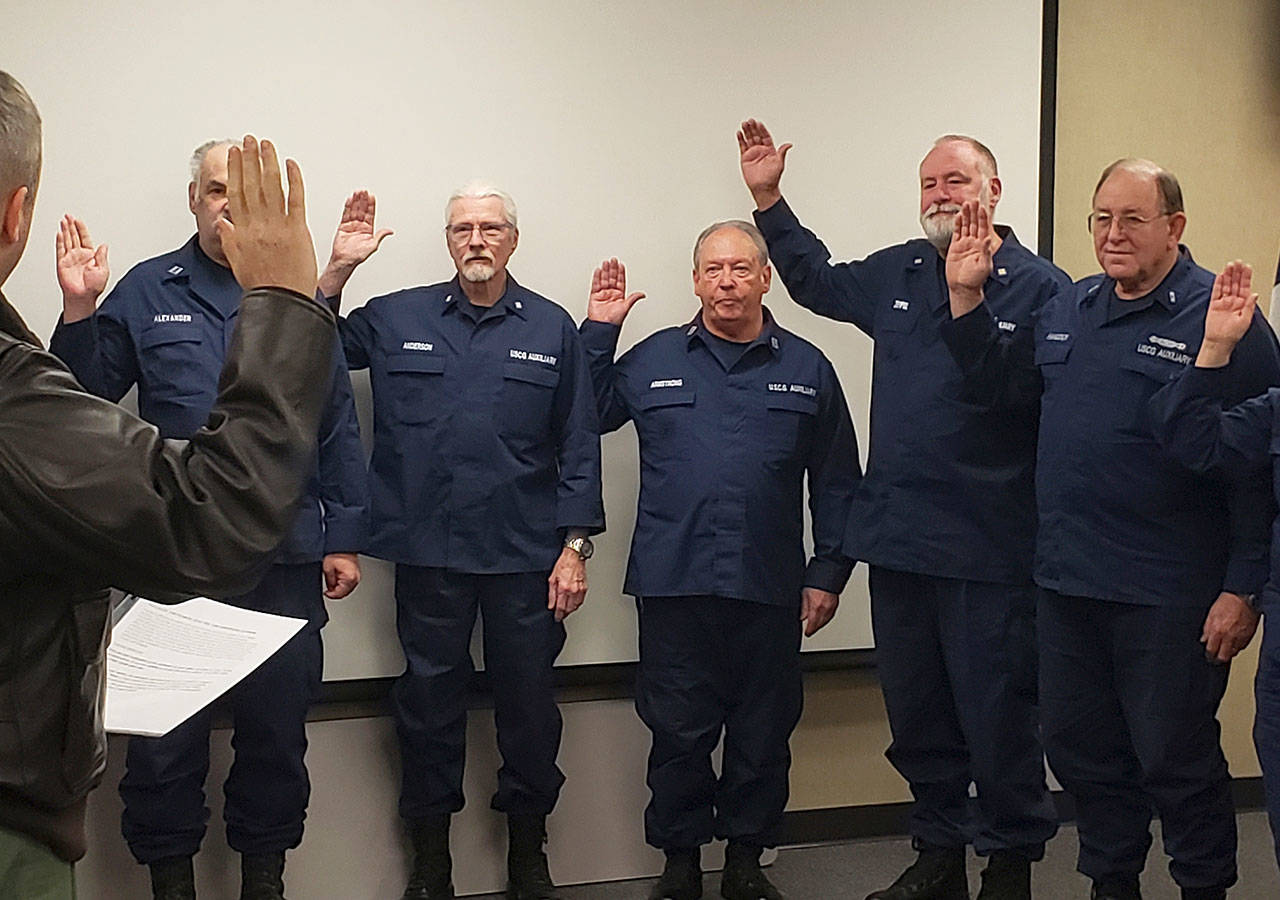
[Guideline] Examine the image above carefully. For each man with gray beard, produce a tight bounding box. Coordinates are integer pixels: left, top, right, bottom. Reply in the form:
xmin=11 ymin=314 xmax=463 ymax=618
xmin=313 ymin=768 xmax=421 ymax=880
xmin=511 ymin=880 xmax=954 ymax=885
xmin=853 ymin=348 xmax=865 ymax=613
xmin=737 ymin=121 xmax=1068 ymax=900
xmin=317 ymin=184 xmax=604 ymax=900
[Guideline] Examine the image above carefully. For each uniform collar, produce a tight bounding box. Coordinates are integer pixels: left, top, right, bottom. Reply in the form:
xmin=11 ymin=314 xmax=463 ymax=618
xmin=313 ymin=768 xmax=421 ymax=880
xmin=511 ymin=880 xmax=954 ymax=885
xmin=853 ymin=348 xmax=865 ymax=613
xmin=905 ymin=224 xmax=1019 ymax=287
xmin=683 ymin=306 xmax=782 ymax=355
xmin=441 ymin=273 xmax=529 ymax=321
xmin=162 ymin=235 xmax=240 ymax=318
xmin=1099 ymin=245 xmax=1194 ymax=322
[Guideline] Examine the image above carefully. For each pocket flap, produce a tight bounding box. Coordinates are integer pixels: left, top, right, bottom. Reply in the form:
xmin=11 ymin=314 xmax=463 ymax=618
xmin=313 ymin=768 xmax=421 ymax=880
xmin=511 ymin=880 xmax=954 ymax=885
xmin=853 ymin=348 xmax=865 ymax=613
xmin=387 ymin=353 xmax=446 ymax=375
xmin=1035 ymin=341 xmax=1072 ymax=365
xmin=140 ymin=324 xmax=202 ymax=349
xmin=503 ymin=362 xmax=559 ymax=387
xmin=638 ymin=389 xmax=695 ymax=410
xmin=766 ymin=392 xmax=819 ymax=415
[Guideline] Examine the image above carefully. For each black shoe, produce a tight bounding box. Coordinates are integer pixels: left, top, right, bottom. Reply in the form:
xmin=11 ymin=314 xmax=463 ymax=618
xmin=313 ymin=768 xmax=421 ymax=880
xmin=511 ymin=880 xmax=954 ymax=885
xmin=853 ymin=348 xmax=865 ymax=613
xmin=720 ymin=843 xmax=783 ymax=900
xmin=506 ymin=813 xmax=561 ymax=900
xmin=1091 ymin=876 xmax=1141 ymax=900
xmin=866 ymin=847 xmax=968 ymax=900
xmin=648 ymin=849 xmax=703 ymax=900
xmin=975 ymin=852 xmax=1030 ymax=900
xmin=149 ymin=855 xmax=196 ymax=900
xmin=240 ymin=851 xmax=286 ymax=900
xmin=1180 ymin=888 xmax=1227 ymax=900
xmin=402 ymin=815 xmax=455 ymax=900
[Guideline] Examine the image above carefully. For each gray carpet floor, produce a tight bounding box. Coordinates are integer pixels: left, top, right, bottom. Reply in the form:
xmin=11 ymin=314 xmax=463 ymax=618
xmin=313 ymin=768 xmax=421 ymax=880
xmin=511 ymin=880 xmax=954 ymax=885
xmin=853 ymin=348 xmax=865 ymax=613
xmin=486 ymin=811 xmax=1279 ymax=899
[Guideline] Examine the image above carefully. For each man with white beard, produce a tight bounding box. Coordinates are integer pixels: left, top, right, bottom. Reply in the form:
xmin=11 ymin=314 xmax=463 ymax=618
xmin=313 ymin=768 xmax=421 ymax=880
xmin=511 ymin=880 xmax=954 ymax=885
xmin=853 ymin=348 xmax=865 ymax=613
xmin=316 ymin=183 xmax=604 ymax=900
xmin=737 ymin=122 xmax=1069 ymax=900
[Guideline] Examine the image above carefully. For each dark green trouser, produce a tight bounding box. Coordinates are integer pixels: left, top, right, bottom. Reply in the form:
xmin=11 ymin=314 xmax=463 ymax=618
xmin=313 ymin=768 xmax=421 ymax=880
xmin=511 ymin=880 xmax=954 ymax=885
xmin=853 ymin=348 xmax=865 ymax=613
xmin=0 ymin=826 xmax=75 ymax=900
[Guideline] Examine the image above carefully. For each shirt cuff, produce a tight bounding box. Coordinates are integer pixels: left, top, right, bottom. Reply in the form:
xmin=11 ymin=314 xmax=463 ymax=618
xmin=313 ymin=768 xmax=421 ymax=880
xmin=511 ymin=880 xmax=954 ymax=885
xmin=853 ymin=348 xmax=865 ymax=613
xmin=579 ymin=318 xmax=622 ymax=351
xmin=49 ymin=315 xmax=96 ymax=359
xmin=938 ymin=302 xmax=999 ymax=370
xmin=1222 ymin=557 xmax=1270 ymax=598
xmin=803 ymin=556 xmax=854 ymax=595
xmin=322 ymin=512 xmax=368 ymax=555
xmin=556 ymin=501 xmax=605 ymax=536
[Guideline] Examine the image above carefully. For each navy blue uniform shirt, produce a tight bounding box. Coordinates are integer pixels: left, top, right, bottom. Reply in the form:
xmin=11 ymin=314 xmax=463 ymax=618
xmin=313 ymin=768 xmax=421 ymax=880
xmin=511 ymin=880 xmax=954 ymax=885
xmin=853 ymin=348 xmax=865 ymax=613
xmin=755 ymin=199 xmax=1069 ymax=585
xmin=946 ymin=249 xmax=1280 ymax=607
xmin=49 ymin=236 xmax=368 ymax=562
xmin=1150 ymin=362 xmax=1280 ymax=608
xmin=336 ymin=276 xmax=603 ymax=572
xmin=580 ymin=309 xmax=859 ymax=607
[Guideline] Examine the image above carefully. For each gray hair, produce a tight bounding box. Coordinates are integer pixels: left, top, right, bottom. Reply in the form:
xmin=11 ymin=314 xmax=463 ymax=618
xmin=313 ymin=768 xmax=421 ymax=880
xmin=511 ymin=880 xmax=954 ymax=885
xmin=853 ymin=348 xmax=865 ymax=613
xmin=1092 ymin=158 xmax=1185 ymax=214
xmin=188 ymin=138 xmax=237 ymax=183
xmin=930 ymin=134 xmax=999 ymax=178
xmin=0 ymin=71 xmax=42 ymax=207
xmin=444 ymin=181 xmax=518 ymax=228
xmin=692 ymin=220 xmax=769 ymax=269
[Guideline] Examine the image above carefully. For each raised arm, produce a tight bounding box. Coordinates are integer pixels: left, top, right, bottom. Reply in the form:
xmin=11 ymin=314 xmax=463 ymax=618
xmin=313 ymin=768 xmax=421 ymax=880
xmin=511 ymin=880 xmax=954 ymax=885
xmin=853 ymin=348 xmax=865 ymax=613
xmin=0 ymin=135 xmax=335 ymax=600
xmin=317 ymin=190 xmax=394 ymax=304
xmin=580 ymin=257 xmax=644 ymax=433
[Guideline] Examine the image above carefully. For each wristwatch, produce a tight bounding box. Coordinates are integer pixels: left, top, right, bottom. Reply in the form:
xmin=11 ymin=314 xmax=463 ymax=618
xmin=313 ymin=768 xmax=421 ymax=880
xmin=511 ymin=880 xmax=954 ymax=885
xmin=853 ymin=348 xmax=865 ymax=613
xmin=564 ymin=535 xmax=594 ymax=560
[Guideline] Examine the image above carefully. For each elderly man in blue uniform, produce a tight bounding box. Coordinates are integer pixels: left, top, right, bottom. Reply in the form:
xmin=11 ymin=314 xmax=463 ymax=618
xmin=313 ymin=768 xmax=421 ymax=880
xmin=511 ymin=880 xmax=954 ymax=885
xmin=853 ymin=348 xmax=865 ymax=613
xmin=737 ymin=120 xmax=1064 ymax=899
xmin=48 ymin=139 xmax=369 ymax=900
xmin=316 ymin=184 xmax=604 ymax=900
xmin=942 ymin=161 xmax=1280 ymax=900
xmin=579 ymin=223 xmax=860 ymax=900
xmin=1148 ymin=260 xmax=1280 ymax=881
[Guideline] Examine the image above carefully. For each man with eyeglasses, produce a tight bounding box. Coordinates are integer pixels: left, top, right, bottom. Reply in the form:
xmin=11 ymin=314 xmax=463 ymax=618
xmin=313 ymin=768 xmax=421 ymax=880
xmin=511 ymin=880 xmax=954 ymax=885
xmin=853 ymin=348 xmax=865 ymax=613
xmin=738 ymin=120 xmax=1064 ymax=900
xmin=943 ymin=159 xmax=1280 ymax=899
xmin=317 ymin=184 xmax=604 ymax=900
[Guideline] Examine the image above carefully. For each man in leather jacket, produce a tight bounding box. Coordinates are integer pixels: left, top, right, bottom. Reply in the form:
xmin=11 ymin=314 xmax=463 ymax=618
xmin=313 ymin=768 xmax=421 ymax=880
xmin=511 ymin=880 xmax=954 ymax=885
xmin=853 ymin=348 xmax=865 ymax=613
xmin=0 ymin=71 xmax=336 ymax=899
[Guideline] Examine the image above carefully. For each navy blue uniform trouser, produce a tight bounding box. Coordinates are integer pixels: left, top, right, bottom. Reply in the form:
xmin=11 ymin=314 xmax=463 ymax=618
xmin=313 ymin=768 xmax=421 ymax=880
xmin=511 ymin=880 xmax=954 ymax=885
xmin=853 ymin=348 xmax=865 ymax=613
xmin=636 ymin=595 xmax=802 ymax=851
xmin=1256 ymin=608 xmax=1280 ymax=873
xmin=1039 ymin=588 xmax=1235 ymax=890
xmin=393 ymin=566 xmax=566 ymax=819
xmin=120 ymin=563 xmax=326 ymax=863
xmin=869 ymin=567 xmax=1055 ymax=858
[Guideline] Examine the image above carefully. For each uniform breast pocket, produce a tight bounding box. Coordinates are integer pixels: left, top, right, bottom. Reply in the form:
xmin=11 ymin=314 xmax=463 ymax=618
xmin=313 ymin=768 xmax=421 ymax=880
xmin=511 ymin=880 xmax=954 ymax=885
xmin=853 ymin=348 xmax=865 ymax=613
xmin=635 ymin=389 xmax=696 ymax=447
xmin=500 ymin=362 xmax=560 ymax=439
xmin=386 ymin=353 xmax=447 ymax=425
xmin=877 ymin=300 xmax=921 ymax=336
xmin=765 ymin=391 xmax=819 ymax=457
xmin=139 ymin=324 xmax=205 ymax=397
xmin=1034 ymin=339 xmax=1073 ymax=386
xmin=1116 ymin=353 xmax=1186 ymax=438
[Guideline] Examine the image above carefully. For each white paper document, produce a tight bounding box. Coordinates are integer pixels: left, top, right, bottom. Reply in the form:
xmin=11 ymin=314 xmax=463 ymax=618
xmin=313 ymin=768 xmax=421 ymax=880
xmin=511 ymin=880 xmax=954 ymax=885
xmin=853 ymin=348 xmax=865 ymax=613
xmin=105 ymin=596 xmax=306 ymax=737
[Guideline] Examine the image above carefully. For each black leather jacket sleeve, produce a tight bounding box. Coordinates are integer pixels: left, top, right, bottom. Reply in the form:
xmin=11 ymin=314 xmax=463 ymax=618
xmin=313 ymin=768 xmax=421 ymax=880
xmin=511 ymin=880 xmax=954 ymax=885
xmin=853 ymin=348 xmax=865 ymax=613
xmin=0 ymin=287 xmax=337 ymax=600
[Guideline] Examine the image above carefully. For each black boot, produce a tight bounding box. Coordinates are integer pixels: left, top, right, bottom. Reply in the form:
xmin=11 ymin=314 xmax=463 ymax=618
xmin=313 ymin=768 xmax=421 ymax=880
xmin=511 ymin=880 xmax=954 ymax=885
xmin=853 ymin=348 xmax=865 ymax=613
xmin=240 ymin=851 xmax=286 ymax=900
xmin=648 ymin=848 xmax=703 ymax=900
xmin=149 ymin=855 xmax=195 ymax=900
xmin=402 ymin=815 xmax=455 ymax=900
xmin=720 ymin=843 xmax=783 ymax=900
xmin=866 ymin=847 xmax=968 ymax=900
xmin=975 ymin=852 xmax=1030 ymax=900
xmin=1091 ymin=875 xmax=1141 ymax=900
xmin=1180 ymin=888 xmax=1226 ymax=900
xmin=507 ymin=813 xmax=560 ymax=900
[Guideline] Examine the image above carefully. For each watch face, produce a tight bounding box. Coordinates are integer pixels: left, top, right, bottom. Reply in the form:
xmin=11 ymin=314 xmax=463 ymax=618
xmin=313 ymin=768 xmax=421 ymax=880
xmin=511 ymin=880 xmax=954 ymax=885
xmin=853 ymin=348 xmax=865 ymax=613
xmin=568 ymin=537 xmax=594 ymax=559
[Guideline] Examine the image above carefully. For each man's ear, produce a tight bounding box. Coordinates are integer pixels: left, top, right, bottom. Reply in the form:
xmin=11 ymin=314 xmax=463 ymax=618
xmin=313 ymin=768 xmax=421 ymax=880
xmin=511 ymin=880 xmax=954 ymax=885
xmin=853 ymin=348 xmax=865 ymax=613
xmin=1 ymin=186 xmax=29 ymax=245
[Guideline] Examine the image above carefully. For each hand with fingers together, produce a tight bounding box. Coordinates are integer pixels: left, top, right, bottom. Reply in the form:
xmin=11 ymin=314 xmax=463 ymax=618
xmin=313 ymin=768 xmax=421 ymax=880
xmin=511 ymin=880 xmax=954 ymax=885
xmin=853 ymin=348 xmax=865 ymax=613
xmin=217 ymin=135 xmax=317 ymax=299
xmin=55 ymin=215 xmax=109 ymax=324
xmin=945 ymin=199 xmax=994 ymax=318
xmin=548 ymin=547 xmax=587 ymax=622
xmin=318 ymin=190 xmax=394 ymax=299
xmin=801 ymin=587 xmax=839 ymax=637
xmin=587 ymin=257 xmax=645 ymax=326
xmin=1197 ymin=260 xmax=1257 ymax=368
xmin=737 ymin=118 xmax=792 ymax=211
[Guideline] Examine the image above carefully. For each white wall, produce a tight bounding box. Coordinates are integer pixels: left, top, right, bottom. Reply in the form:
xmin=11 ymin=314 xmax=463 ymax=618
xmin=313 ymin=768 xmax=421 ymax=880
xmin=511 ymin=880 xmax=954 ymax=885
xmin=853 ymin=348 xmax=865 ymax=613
xmin=6 ymin=0 xmax=1045 ymax=677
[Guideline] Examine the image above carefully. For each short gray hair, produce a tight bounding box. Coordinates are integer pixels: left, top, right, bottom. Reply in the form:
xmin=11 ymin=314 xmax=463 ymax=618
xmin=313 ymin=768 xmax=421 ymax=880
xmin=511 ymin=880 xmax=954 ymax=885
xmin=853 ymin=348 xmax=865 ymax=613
xmin=1092 ymin=158 xmax=1185 ymax=214
xmin=188 ymin=138 xmax=237 ymax=183
xmin=692 ymin=220 xmax=769 ymax=268
xmin=0 ymin=71 xmax=42 ymax=207
xmin=930 ymin=134 xmax=998 ymax=178
xmin=444 ymin=181 xmax=518 ymax=228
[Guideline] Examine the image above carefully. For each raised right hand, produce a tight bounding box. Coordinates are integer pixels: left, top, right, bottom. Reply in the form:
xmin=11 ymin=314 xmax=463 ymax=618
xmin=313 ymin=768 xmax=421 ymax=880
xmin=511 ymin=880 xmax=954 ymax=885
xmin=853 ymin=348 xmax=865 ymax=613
xmin=55 ymin=215 xmax=109 ymax=323
xmin=737 ymin=118 xmax=791 ymax=210
xmin=216 ymin=135 xmax=318 ymax=299
xmin=587 ymin=258 xmax=645 ymax=326
xmin=1198 ymin=260 xmax=1256 ymax=367
xmin=945 ymin=200 xmax=993 ymax=317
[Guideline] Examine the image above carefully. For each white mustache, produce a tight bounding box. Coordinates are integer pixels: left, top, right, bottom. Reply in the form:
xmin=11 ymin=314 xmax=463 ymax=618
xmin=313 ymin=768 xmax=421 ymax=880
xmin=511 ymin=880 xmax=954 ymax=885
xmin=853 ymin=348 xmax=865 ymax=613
xmin=923 ymin=203 xmax=962 ymax=219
